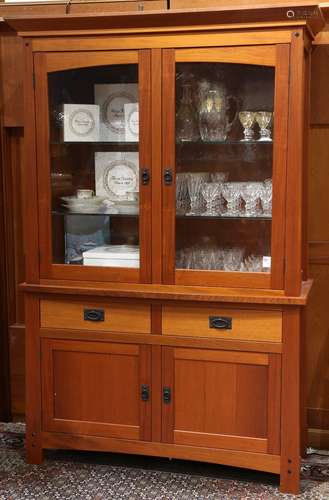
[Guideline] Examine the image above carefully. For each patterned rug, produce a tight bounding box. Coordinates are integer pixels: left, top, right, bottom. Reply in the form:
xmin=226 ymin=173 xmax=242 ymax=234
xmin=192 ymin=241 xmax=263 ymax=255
xmin=0 ymin=422 xmax=329 ymax=499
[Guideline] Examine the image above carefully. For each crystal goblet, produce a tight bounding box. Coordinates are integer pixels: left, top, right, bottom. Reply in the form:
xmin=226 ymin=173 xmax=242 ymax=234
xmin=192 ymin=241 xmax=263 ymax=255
xmin=239 ymin=111 xmax=256 ymax=141
xmin=243 ymin=254 xmax=263 ymax=272
xmin=186 ymin=173 xmax=209 ymax=215
xmin=223 ymin=247 xmax=244 ymax=272
xmin=201 ymin=182 xmax=221 ymax=216
xmin=255 ymin=111 xmax=273 ymax=141
xmin=241 ymin=182 xmax=262 ymax=217
xmin=210 ymin=172 xmax=229 ymax=183
xmin=176 ymin=173 xmax=189 ymax=215
xmin=222 ymin=182 xmax=241 ymax=217
xmin=260 ymin=178 xmax=272 ymax=216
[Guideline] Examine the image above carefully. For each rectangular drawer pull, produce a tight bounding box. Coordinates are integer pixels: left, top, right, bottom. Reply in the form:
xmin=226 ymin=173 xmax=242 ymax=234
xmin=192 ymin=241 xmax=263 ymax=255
xmin=209 ymin=316 xmax=232 ymax=330
xmin=84 ymin=309 xmax=105 ymax=322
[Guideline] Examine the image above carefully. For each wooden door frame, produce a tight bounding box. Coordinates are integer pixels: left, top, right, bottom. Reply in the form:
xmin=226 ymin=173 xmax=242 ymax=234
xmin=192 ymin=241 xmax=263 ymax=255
xmin=161 ymin=43 xmax=290 ymax=290
xmin=161 ymin=345 xmax=281 ymax=454
xmin=33 ymin=49 xmax=152 ymax=284
xmin=41 ymin=338 xmax=152 ymax=441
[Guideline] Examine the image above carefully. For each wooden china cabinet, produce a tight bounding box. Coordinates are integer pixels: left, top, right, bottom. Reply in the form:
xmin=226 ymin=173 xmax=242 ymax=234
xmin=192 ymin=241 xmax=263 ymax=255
xmin=3 ymin=3 xmax=324 ymax=495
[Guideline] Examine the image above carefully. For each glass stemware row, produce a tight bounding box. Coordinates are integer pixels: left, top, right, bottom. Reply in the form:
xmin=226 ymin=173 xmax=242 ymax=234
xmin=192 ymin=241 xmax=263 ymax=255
xmin=177 ymin=173 xmax=272 ymax=217
xmin=176 ymin=244 xmax=270 ymax=272
xmin=239 ymin=111 xmax=273 ymax=142
xmin=175 ymin=79 xmax=273 ymax=143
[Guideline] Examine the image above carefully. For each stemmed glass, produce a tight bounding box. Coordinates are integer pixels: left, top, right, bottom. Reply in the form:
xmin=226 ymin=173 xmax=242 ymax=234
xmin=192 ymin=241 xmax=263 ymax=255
xmin=222 ymin=182 xmax=241 ymax=217
xmin=210 ymin=172 xmax=229 ymax=183
xmin=243 ymin=254 xmax=263 ymax=272
xmin=186 ymin=173 xmax=208 ymax=215
xmin=260 ymin=178 xmax=273 ymax=216
xmin=255 ymin=112 xmax=273 ymax=141
xmin=239 ymin=111 xmax=256 ymax=141
xmin=223 ymin=247 xmax=244 ymax=271
xmin=201 ymin=182 xmax=221 ymax=216
xmin=241 ymin=183 xmax=262 ymax=217
xmin=176 ymin=173 xmax=189 ymax=215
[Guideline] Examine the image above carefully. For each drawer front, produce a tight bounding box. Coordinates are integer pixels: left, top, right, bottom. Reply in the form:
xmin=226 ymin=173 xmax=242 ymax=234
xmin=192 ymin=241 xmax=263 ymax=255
xmin=162 ymin=305 xmax=282 ymax=342
xmin=40 ymin=300 xmax=151 ymax=334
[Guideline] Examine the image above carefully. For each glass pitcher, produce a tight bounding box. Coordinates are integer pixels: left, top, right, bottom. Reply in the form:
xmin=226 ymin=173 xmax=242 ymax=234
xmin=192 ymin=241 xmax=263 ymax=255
xmin=176 ymin=83 xmax=199 ymax=142
xmin=199 ymin=87 xmax=238 ymax=142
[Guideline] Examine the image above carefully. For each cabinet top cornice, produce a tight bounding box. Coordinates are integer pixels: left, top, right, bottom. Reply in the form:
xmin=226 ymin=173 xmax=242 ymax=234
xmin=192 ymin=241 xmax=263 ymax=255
xmin=1 ymin=2 xmax=325 ymax=38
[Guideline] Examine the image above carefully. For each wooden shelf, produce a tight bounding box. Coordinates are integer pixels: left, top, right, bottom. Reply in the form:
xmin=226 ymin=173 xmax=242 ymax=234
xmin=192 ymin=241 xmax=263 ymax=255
xmin=19 ymin=279 xmax=313 ymax=305
xmin=177 ymin=214 xmax=271 ymax=221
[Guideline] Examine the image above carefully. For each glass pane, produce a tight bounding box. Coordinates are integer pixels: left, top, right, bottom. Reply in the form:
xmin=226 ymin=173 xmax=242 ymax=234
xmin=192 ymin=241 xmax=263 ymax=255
xmin=175 ymin=62 xmax=274 ymax=274
xmin=48 ymin=64 xmax=140 ymax=269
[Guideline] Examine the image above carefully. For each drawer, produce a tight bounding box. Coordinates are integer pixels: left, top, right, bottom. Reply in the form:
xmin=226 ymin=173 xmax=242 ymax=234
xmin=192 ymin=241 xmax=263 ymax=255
xmin=162 ymin=305 xmax=282 ymax=342
xmin=40 ymin=300 xmax=151 ymax=334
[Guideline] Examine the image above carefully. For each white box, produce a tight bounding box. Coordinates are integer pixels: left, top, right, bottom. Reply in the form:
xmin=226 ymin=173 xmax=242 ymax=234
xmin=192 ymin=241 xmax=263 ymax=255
xmin=63 ymin=104 xmax=100 ymax=142
xmin=94 ymin=84 xmax=138 ymax=142
xmin=124 ymin=103 xmax=139 ymax=142
xmin=83 ymin=245 xmax=140 ymax=268
xmin=95 ymin=151 xmax=139 ymax=201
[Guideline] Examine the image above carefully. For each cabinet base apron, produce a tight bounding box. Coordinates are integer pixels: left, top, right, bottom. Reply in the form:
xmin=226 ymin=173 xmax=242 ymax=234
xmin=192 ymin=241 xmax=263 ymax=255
xmin=26 ymin=431 xmax=300 ymax=493
xmin=35 ymin=432 xmax=281 ymax=473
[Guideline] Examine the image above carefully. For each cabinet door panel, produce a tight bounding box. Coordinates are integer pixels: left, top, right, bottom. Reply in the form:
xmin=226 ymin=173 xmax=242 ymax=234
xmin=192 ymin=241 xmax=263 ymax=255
xmin=42 ymin=339 xmax=151 ymax=440
xmin=162 ymin=44 xmax=289 ymax=290
xmin=162 ymin=347 xmax=280 ymax=454
xmin=35 ymin=50 xmax=152 ymax=284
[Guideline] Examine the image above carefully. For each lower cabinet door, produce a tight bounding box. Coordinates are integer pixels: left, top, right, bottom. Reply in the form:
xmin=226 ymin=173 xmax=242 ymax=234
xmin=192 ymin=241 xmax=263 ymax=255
xmin=162 ymin=347 xmax=281 ymax=454
xmin=41 ymin=339 xmax=151 ymax=441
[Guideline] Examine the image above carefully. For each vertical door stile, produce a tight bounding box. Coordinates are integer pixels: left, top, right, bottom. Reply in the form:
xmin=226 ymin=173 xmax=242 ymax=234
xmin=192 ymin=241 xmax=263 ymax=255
xmin=139 ymin=344 xmax=152 ymax=441
xmin=151 ymin=49 xmax=163 ymax=284
xmin=34 ymin=53 xmax=52 ymax=279
xmin=162 ymin=49 xmax=176 ymax=284
xmin=161 ymin=346 xmax=174 ymax=443
xmin=271 ymin=44 xmax=290 ymax=290
xmin=139 ymin=50 xmax=152 ymax=284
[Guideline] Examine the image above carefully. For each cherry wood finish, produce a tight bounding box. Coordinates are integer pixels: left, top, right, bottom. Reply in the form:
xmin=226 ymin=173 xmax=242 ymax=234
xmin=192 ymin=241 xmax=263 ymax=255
xmin=40 ymin=299 xmax=151 ymax=333
xmin=162 ymin=304 xmax=282 ymax=342
xmin=4 ymin=4 xmax=324 ymax=36
xmin=1 ymin=5 xmax=319 ymax=495
xmin=39 ymin=328 xmax=283 ymax=354
xmin=24 ymin=294 xmax=43 ymax=464
xmin=34 ymin=49 xmax=152 ymax=284
xmin=161 ymin=346 xmax=280 ymax=454
xmin=20 ymin=280 xmax=313 ymax=305
xmin=42 ymin=430 xmax=280 ymax=473
xmin=42 ymin=339 xmax=152 ymax=441
xmin=285 ymin=29 xmax=307 ymax=296
xmin=280 ymin=307 xmax=301 ymax=494
xmin=161 ymin=44 xmax=289 ymax=289
xmin=0 ymin=0 xmax=167 ymax=17
xmin=0 ymin=112 xmax=11 ymax=420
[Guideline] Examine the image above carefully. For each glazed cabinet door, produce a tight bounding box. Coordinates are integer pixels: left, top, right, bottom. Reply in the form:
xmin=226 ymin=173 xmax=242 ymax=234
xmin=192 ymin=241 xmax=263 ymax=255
xmin=162 ymin=44 xmax=290 ymax=289
xmin=41 ymin=339 xmax=151 ymax=440
xmin=162 ymin=347 xmax=281 ymax=455
xmin=34 ymin=50 xmax=151 ymax=283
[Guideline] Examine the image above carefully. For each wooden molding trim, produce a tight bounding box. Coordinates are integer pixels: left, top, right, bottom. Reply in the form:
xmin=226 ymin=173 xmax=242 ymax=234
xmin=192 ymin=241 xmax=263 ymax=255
xmin=42 ymin=431 xmax=281 ymax=473
xmin=308 ymin=428 xmax=329 ymax=449
xmin=308 ymin=407 xmax=329 ymax=430
xmin=309 ymin=241 xmax=329 ymax=264
xmin=19 ymin=280 xmax=313 ymax=305
xmin=2 ymin=4 xmax=324 ymax=36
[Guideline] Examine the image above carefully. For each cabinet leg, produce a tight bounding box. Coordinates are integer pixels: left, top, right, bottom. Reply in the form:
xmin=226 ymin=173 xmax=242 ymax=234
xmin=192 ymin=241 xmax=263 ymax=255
xmin=280 ymin=457 xmax=300 ymax=495
xmin=26 ymin=443 xmax=44 ymax=465
xmin=26 ymin=432 xmax=44 ymax=465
